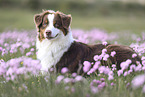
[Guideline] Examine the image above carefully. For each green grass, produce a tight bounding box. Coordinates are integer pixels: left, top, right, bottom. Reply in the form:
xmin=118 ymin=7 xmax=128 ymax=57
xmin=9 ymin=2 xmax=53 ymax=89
xmin=0 ymin=74 xmax=144 ymax=97
xmin=0 ymin=9 xmax=35 ymax=32
xmin=72 ymin=16 xmax=145 ymax=33
xmin=0 ymin=9 xmax=145 ymax=34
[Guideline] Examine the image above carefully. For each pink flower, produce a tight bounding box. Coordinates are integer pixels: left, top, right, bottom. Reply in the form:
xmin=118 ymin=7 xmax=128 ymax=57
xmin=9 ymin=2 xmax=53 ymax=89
xmin=10 ymin=75 xmax=15 ymax=81
xmin=22 ymin=43 xmax=30 ymax=49
xmin=126 ymin=82 xmax=130 ymax=88
xmin=75 ymin=75 xmax=84 ymax=82
xmin=130 ymin=65 xmax=136 ymax=70
xmin=6 ymin=67 xmax=13 ymax=76
xmin=22 ymin=84 xmax=28 ymax=91
xmin=110 ymin=51 xmax=116 ymax=57
xmin=100 ymin=78 xmax=105 ymax=82
xmin=49 ymin=68 xmax=54 ymax=72
xmin=136 ymin=38 xmax=141 ymax=42
xmin=132 ymin=74 xmax=145 ymax=88
xmin=108 ymin=71 xmax=114 ymax=75
xmin=120 ymin=59 xmax=131 ymax=70
xmin=112 ymin=64 xmax=116 ymax=70
xmin=124 ymin=71 xmax=128 ymax=76
xmin=61 ymin=67 xmax=69 ymax=74
xmin=71 ymin=87 xmax=75 ymax=93
xmin=141 ymin=56 xmax=145 ymax=61
xmin=128 ymin=69 xmax=133 ymax=74
xmin=86 ymin=94 xmax=90 ymax=97
xmin=71 ymin=73 xmax=77 ymax=77
xmin=111 ymin=82 xmax=115 ymax=86
xmin=87 ymin=68 xmax=95 ymax=75
xmin=90 ymin=79 xmax=101 ymax=86
xmin=98 ymin=66 xmax=106 ymax=74
xmin=2 ymin=49 xmax=5 ymax=56
xmin=10 ymin=49 xmax=14 ymax=53
xmin=94 ymin=55 xmax=99 ymax=61
xmin=93 ymin=61 xmax=100 ymax=70
xmin=108 ymin=75 xmax=114 ymax=80
xmin=98 ymin=82 xmax=106 ymax=90
xmin=104 ymin=67 xmax=111 ymax=75
xmin=142 ymin=66 xmax=145 ymax=71
xmin=126 ymin=59 xmax=132 ymax=64
xmin=0 ymin=66 xmax=6 ymax=75
xmin=103 ymin=54 xmax=109 ymax=61
xmin=102 ymin=41 xmax=108 ymax=46
xmin=83 ymin=61 xmax=91 ymax=73
xmin=135 ymin=64 xmax=142 ymax=72
xmin=30 ymin=48 xmax=35 ymax=52
xmin=44 ymin=76 xmax=49 ymax=82
xmin=63 ymin=78 xmax=71 ymax=83
xmin=65 ymin=86 xmax=69 ymax=90
xmin=117 ymin=70 xmax=123 ymax=76
xmin=0 ymin=47 xmax=2 ymax=52
xmin=91 ymin=86 xmax=98 ymax=94
xmin=142 ymin=60 xmax=145 ymax=66
xmin=102 ymin=49 xmax=107 ymax=55
xmin=56 ymin=75 xmax=64 ymax=83
xmin=132 ymin=53 xmax=137 ymax=58
xmin=26 ymin=52 xmax=32 ymax=56
xmin=16 ymin=67 xmax=26 ymax=75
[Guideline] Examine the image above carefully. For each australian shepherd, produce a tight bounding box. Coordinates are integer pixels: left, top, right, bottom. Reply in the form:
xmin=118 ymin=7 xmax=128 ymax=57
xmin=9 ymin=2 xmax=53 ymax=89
xmin=34 ymin=10 xmax=141 ymax=74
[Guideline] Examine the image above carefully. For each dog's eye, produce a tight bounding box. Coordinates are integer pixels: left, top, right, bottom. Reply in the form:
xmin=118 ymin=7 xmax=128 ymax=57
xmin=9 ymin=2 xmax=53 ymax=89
xmin=45 ymin=20 xmax=48 ymax=24
xmin=43 ymin=20 xmax=48 ymax=27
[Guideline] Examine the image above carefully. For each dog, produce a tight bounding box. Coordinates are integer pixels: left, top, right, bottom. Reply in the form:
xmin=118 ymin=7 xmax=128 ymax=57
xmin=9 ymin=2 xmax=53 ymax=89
xmin=34 ymin=10 xmax=141 ymax=74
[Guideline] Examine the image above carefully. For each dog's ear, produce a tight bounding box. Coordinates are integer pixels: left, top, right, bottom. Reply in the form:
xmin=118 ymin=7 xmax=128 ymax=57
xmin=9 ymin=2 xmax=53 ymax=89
xmin=34 ymin=14 xmax=42 ymax=29
xmin=56 ymin=11 xmax=72 ymax=30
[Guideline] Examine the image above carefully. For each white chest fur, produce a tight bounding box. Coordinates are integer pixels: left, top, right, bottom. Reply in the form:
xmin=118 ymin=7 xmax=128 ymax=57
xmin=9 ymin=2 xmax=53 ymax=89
xmin=36 ymin=31 xmax=74 ymax=73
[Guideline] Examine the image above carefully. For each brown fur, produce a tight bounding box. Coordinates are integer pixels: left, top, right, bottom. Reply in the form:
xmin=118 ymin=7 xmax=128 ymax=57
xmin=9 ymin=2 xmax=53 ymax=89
xmin=34 ymin=11 xmax=50 ymax=41
xmin=34 ymin=11 xmax=50 ymax=29
xmin=55 ymin=41 xmax=141 ymax=74
xmin=54 ymin=11 xmax=71 ymax=36
xmin=106 ymin=44 xmax=141 ymax=69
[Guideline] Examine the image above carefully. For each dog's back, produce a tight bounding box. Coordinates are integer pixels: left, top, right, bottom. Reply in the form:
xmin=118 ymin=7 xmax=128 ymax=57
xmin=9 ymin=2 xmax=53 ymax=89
xmin=106 ymin=44 xmax=141 ymax=69
xmin=56 ymin=41 xmax=141 ymax=73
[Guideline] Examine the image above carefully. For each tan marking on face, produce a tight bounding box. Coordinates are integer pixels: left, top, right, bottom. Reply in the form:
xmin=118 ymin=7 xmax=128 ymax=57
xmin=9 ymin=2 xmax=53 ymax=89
xmin=38 ymin=28 xmax=46 ymax=42
xmin=37 ymin=14 xmax=49 ymax=41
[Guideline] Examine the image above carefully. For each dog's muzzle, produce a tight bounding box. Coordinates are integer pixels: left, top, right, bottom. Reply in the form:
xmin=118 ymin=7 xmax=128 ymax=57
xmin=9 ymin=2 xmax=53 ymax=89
xmin=46 ymin=30 xmax=58 ymax=40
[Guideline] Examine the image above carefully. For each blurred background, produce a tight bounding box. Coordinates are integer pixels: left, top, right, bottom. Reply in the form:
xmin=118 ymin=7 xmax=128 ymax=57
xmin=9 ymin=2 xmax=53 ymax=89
xmin=0 ymin=0 xmax=145 ymax=33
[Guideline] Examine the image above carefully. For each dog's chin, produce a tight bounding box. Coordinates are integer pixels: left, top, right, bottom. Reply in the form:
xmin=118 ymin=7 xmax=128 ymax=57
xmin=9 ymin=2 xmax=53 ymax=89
xmin=46 ymin=34 xmax=59 ymax=40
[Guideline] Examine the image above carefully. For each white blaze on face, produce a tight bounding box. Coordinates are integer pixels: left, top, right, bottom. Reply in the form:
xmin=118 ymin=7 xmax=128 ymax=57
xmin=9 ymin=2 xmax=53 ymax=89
xmin=44 ymin=14 xmax=60 ymax=38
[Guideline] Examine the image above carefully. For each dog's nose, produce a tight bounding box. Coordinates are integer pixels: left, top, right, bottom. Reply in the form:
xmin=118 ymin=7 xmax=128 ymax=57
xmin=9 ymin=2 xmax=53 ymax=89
xmin=46 ymin=30 xmax=52 ymax=36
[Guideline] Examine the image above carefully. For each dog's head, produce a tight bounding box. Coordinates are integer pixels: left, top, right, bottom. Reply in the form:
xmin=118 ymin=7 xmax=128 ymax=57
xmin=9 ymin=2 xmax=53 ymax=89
xmin=34 ymin=10 xmax=72 ymax=41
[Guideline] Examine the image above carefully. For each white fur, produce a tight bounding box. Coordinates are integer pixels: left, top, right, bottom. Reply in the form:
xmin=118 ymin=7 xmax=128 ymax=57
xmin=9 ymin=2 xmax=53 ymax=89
xmin=44 ymin=14 xmax=60 ymax=38
xmin=36 ymin=13 xmax=74 ymax=74
xmin=47 ymin=10 xmax=55 ymax=13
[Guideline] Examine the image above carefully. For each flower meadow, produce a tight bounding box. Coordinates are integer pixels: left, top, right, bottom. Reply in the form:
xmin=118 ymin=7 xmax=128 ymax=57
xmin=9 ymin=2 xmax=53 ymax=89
xmin=0 ymin=29 xmax=145 ymax=97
